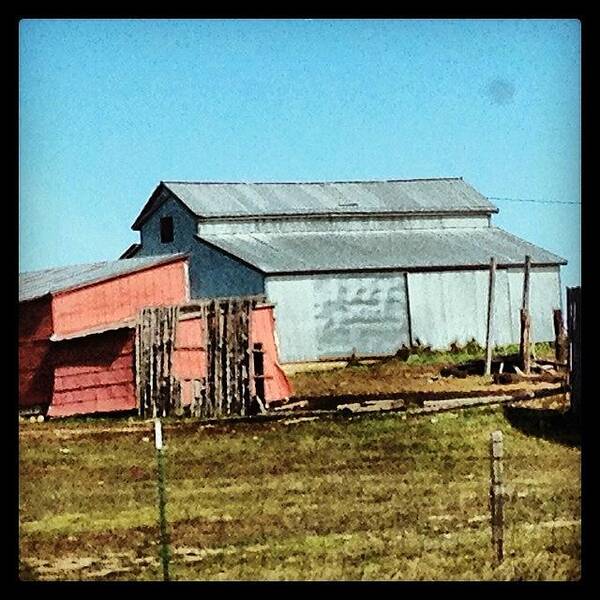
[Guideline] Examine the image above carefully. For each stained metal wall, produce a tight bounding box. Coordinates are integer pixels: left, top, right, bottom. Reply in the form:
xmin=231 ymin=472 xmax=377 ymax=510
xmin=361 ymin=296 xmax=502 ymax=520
xmin=407 ymin=270 xmax=489 ymax=349
xmin=407 ymin=266 xmax=562 ymax=349
xmin=200 ymin=214 xmax=490 ymax=235
xmin=266 ymin=273 xmax=410 ymax=362
xmin=506 ymin=266 xmax=562 ymax=343
xmin=267 ymin=266 xmax=562 ymax=363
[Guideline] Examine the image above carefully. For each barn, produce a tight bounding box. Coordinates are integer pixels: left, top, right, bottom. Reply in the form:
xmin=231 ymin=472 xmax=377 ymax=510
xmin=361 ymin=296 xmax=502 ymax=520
xmin=123 ymin=178 xmax=567 ymax=363
xmin=19 ymin=254 xmax=291 ymax=418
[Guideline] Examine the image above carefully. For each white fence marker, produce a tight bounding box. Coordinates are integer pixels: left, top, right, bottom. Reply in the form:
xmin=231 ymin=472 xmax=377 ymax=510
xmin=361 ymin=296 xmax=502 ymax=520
xmin=154 ymin=418 xmax=163 ymax=450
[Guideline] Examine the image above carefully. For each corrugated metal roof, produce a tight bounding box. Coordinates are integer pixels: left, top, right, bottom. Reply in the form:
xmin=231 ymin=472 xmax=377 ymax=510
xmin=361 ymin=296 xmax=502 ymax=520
xmin=19 ymin=254 xmax=187 ymax=303
xmin=157 ymin=178 xmax=497 ymax=220
xmin=197 ymin=227 xmax=566 ymax=274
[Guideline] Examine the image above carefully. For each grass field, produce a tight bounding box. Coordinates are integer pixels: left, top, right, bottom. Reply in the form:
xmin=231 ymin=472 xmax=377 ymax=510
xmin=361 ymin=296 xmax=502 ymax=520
xmin=19 ymin=402 xmax=580 ymax=581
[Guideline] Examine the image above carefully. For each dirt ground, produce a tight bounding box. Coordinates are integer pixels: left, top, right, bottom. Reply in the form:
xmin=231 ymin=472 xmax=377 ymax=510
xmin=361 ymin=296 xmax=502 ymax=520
xmin=286 ymin=354 xmax=566 ymax=402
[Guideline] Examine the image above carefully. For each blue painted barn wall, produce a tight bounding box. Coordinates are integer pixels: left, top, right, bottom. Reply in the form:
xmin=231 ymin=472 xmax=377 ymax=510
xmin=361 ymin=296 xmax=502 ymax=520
xmin=136 ymin=195 xmax=265 ymax=298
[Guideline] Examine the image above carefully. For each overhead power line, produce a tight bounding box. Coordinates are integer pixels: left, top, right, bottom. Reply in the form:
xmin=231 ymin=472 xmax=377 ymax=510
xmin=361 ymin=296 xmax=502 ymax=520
xmin=488 ymin=196 xmax=581 ymax=206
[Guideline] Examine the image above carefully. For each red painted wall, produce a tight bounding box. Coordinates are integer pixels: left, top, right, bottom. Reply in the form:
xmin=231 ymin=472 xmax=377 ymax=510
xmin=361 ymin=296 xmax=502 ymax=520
xmin=19 ymin=257 xmax=292 ymax=417
xmin=251 ymin=306 xmax=294 ymax=403
xmin=171 ymin=305 xmax=293 ymax=407
xmin=52 ymin=260 xmax=188 ymax=337
xmin=48 ymin=329 xmax=136 ymax=417
xmin=19 ymin=297 xmax=54 ymax=408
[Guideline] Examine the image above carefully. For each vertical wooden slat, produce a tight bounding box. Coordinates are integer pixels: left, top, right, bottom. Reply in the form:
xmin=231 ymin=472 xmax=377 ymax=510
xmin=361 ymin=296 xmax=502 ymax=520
xmin=232 ymin=300 xmax=241 ymax=415
xmin=246 ymin=300 xmax=255 ymax=416
xmin=222 ymin=301 xmax=230 ymax=416
xmin=217 ymin=302 xmax=225 ymax=417
xmin=135 ymin=317 xmax=142 ymax=417
xmin=207 ymin=300 xmax=216 ymax=419
xmin=553 ymin=309 xmax=568 ymax=366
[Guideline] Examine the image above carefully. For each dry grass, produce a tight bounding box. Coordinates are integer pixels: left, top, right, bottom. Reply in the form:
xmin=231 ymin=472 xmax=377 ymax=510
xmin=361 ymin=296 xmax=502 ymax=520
xmin=19 ymin=402 xmax=580 ymax=581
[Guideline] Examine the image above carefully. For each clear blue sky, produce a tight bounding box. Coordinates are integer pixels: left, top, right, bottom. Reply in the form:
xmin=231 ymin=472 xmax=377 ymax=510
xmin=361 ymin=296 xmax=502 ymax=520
xmin=19 ymin=19 xmax=581 ymax=293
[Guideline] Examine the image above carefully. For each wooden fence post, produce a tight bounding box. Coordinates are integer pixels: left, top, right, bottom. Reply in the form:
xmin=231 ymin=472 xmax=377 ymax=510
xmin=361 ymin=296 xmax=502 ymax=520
xmin=553 ymin=309 xmax=568 ymax=367
xmin=489 ymin=430 xmax=505 ymax=564
xmin=485 ymin=257 xmax=497 ymax=376
xmin=520 ymin=256 xmax=532 ymax=373
xmin=566 ymin=287 xmax=581 ymax=420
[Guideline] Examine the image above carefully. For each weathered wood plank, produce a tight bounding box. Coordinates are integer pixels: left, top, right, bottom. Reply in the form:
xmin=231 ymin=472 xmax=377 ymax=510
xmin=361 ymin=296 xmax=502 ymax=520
xmin=485 ymin=257 xmax=497 ymax=376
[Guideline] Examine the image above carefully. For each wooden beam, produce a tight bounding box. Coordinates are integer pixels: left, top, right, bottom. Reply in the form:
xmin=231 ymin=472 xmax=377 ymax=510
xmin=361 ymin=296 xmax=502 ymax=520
xmin=485 ymin=257 xmax=497 ymax=376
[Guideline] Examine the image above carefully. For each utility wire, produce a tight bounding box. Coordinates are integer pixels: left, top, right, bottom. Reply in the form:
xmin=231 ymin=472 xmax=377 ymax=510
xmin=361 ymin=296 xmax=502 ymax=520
xmin=488 ymin=196 xmax=581 ymax=206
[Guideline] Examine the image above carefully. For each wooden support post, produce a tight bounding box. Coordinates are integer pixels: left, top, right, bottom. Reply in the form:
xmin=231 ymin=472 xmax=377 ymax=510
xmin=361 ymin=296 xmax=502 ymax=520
xmin=520 ymin=256 xmax=532 ymax=373
xmin=522 ymin=255 xmax=531 ymax=311
xmin=485 ymin=257 xmax=497 ymax=376
xmin=489 ymin=430 xmax=505 ymax=564
xmin=520 ymin=309 xmax=531 ymax=374
xmin=553 ymin=309 xmax=568 ymax=367
xmin=404 ymin=272 xmax=413 ymax=348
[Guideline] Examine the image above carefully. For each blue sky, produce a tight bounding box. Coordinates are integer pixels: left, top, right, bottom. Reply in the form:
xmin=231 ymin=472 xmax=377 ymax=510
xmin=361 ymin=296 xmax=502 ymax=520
xmin=19 ymin=19 xmax=581 ymax=292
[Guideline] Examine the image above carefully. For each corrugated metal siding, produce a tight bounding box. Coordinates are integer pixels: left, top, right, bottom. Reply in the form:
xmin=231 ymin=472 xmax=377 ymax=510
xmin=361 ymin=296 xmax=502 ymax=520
xmin=267 ymin=266 xmax=562 ymax=362
xmin=407 ymin=267 xmax=561 ymax=350
xmin=408 ymin=271 xmax=490 ymax=348
xmin=506 ymin=266 xmax=562 ymax=343
xmin=266 ymin=273 xmax=410 ymax=362
xmin=19 ymin=254 xmax=186 ymax=303
xmin=163 ymin=178 xmax=497 ymax=218
xmin=199 ymin=214 xmax=490 ymax=235
xmin=200 ymin=227 xmax=566 ymax=274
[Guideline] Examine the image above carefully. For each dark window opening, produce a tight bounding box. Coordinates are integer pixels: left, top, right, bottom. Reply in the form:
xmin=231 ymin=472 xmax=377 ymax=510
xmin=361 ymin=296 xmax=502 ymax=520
xmin=160 ymin=217 xmax=174 ymax=243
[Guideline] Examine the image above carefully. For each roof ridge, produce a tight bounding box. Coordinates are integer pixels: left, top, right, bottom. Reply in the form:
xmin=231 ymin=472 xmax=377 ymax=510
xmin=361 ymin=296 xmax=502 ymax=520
xmin=164 ymin=177 xmax=464 ymax=185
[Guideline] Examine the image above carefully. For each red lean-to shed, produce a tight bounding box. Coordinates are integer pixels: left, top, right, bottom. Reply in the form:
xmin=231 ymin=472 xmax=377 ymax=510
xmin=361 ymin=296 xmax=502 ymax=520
xmin=19 ymin=254 xmax=292 ymax=418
